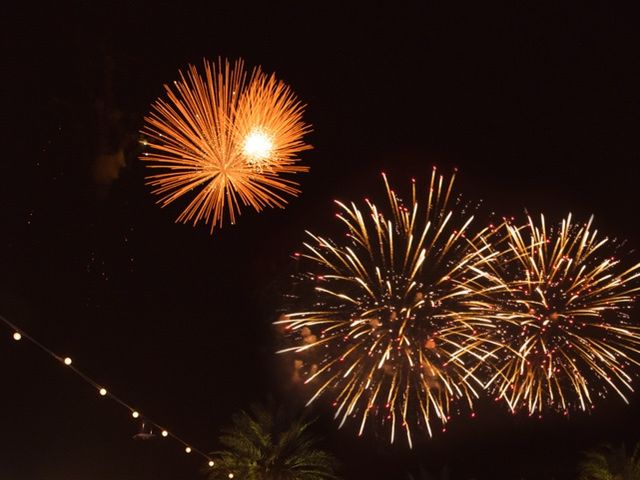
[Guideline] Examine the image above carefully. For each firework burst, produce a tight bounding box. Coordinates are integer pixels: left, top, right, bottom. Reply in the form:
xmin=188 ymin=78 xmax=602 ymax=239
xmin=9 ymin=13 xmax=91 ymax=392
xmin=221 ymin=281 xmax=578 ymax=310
xmin=276 ymin=169 xmax=505 ymax=446
xmin=140 ymin=58 xmax=311 ymax=232
xmin=485 ymin=214 xmax=640 ymax=415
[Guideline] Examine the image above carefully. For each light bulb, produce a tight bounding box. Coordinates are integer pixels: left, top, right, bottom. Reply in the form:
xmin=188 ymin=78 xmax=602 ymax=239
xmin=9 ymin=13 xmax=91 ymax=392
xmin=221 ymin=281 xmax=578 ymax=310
xmin=161 ymin=430 xmax=168 ymax=437
xmin=13 ymin=332 xmax=22 ymax=341
xmin=228 ymin=474 xmax=234 ymax=479
xmin=99 ymin=388 xmax=107 ymax=396
xmin=132 ymin=411 xmax=139 ymax=418
xmin=63 ymin=357 xmax=72 ymax=366
xmin=208 ymin=460 xmax=215 ymax=467
xmin=185 ymin=446 xmax=192 ymax=454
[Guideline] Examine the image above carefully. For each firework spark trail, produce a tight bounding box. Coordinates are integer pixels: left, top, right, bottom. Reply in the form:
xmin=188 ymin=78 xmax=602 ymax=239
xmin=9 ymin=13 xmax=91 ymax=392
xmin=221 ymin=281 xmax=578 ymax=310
xmin=485 ymin=213 xmax=640 ymax=414
xmin=140 ymin=58 xmax=311 ymax=232
xmin=277 ymin=169 xmax=507 ymax=446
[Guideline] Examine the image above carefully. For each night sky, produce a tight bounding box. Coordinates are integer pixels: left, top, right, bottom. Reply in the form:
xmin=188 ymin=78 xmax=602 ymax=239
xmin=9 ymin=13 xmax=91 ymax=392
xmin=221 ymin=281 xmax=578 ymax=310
xmin=2 ymin=2 xmax=639 ymax=479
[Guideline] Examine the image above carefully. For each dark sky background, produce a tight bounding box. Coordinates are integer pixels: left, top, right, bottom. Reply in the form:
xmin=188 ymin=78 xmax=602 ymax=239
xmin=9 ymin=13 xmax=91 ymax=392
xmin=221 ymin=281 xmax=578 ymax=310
xmin=2 ymin=2 xmax=639 ymax=479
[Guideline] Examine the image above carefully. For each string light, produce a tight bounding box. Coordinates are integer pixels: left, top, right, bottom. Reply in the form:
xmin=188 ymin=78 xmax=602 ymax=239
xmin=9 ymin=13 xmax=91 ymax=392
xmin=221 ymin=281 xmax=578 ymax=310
xmin=0 ymin=313 xmax=222 ymax=474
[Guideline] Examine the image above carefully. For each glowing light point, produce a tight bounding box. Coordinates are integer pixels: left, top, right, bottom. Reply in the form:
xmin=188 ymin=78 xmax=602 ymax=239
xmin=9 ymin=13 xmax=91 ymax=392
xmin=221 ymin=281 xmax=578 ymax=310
xmin=161 ymin=430 xmax=169 ymax=437
xmin=63 ymin=357 xmax=72 ymax=366
xmin=185 ymin=446 xmax=192 ymax=454
xmin=12 ymin=332 xmax=22 ymax=341
xmin=99 ymin=388 xmax=107 ymax=396
xmin=208 ymin=460 xmax=215 ymax=467
xmin=242 ymin=129 xmax=274 ymax=169
xmin=132 ymin=411 xmax=139 ymax=419
xmin=228 ymin=474 xmax=235 ymax=479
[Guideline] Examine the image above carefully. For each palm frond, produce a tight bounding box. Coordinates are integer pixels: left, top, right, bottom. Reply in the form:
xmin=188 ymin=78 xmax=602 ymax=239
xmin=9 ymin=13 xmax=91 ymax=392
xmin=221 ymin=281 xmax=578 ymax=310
xmin=207 ymin=403 xmax=340 ymax=480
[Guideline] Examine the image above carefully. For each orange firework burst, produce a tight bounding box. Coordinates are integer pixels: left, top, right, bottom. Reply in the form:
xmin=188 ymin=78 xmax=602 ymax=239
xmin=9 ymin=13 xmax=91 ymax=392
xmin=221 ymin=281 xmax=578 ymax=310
xmin=140 ymin=58 xmax=311 ymax=232
xmin=276 ymin=169 xmax=505 ymax=446
xmin=485 ymin=214 xmax=640 ymax=414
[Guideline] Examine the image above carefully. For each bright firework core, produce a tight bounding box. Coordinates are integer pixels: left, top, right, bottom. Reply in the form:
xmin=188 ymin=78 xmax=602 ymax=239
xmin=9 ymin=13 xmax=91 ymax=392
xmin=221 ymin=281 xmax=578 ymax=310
xmin=352 ymin=277 xmax=441 ymax=352
xmin=242 ymin=129 xmax=274 ymax=169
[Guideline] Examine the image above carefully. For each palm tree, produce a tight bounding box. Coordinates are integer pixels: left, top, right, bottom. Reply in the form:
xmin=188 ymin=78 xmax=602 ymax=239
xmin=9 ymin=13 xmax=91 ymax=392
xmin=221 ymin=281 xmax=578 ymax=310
xmin=579 ymin=441 xmax=640 ymax=480
xmin=207 ymin=404 xmax=340 ymax=480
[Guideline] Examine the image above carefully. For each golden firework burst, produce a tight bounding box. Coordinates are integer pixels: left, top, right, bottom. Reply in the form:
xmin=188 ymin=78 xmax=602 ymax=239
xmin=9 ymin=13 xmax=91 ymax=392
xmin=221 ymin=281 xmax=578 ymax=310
xmin=485 ymin=214 xmax=640 ymax=414
xmin=140 ymin=58 xmax=311 ymax=232
xmin=276 ymin=169 xmax=505 ymax=446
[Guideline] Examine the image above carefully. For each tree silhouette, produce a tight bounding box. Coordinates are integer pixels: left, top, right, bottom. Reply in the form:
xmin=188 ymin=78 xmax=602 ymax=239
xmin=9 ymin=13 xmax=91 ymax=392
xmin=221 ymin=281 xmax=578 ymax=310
xmin=579 ymin=441 xmax=640 ymax=480
xmin=207 ymin=404 xmax=339 ymax=480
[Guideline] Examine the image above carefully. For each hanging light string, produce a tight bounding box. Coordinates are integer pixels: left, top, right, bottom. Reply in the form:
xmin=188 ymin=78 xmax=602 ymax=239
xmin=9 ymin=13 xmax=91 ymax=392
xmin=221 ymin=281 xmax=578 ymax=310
xmin=0 ymin=313 xmax=217 ymax=469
